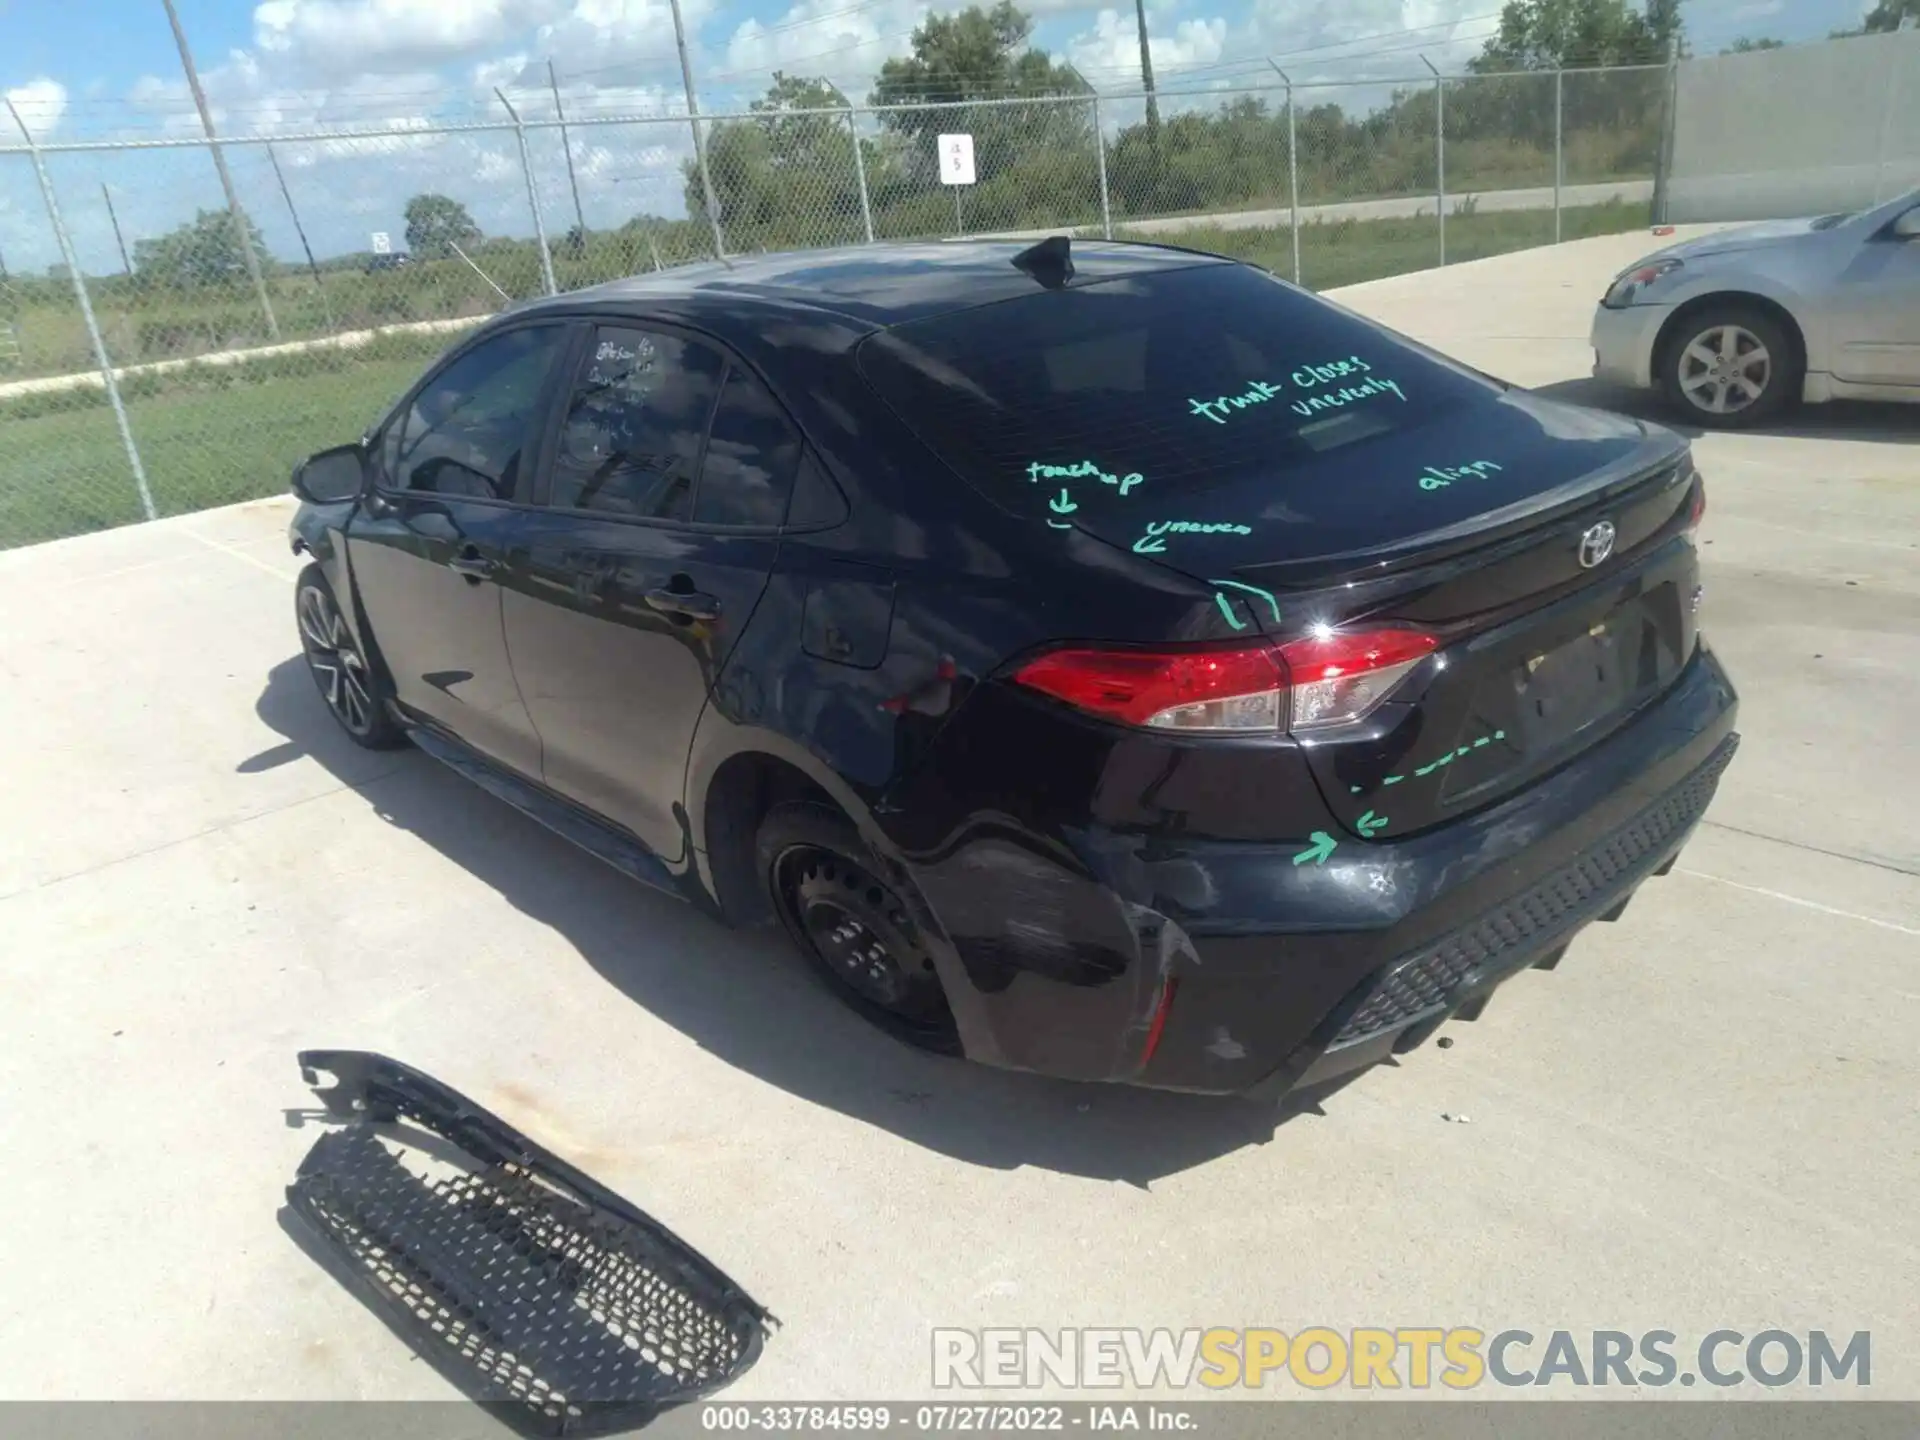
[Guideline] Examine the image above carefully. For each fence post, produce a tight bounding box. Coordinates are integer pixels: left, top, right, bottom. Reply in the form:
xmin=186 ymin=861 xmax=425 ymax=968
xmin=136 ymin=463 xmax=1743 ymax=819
xmin=1092 ymin=94 xmax=1113 ymax=238
xmin=665 ymin=0 xmax=726 ymax=260
xmin=162 ymin=0 xmax=278 ymax=341
xmin=1871 ymin=33 xmax=1907 ymax=202
xmin=1422 ymin=57 xmax=1446 ymax=267
xmin=1269 ymin=64 xmax=1302 ymax=285
xmin=6 ymin=100 xmax=155 ymax=523
xmin=496 ymin=89 xmax=557 ymax=296
xmin=1652 ymin=39 xmax=1680 ymax=225
xmin=847 ymin=106 xmax=875 ymax=243
xmin=1553 ymin=69 xmax=1564 ymax=244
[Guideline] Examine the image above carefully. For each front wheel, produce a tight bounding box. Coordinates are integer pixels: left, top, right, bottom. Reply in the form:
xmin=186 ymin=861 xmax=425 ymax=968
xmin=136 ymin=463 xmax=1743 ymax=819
xmin=1659 ymin=304 xmax=1798 ymax=428
xmin=295 ymin=563 xmax=405 ymax=749
xmin=757 ymin=802 xmax=960 ymax=1055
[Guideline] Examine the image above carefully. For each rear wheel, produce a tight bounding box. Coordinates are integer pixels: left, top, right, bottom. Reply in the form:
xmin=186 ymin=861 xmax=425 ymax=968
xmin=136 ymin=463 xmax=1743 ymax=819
xmin=1659 ymin=303 xmax=1797 ymax=428
xmin=296 ymin=563 xmax=405 ymax=749
xmin=757 ymin=802 xmax=960 ymax=1054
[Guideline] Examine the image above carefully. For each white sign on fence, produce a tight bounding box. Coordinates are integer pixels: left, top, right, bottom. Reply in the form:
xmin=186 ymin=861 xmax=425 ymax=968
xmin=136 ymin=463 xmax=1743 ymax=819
xmin=370 ymin=232 xmax=391 ymax=254
xmin=937 ymin=133 xmax=977 ymax=186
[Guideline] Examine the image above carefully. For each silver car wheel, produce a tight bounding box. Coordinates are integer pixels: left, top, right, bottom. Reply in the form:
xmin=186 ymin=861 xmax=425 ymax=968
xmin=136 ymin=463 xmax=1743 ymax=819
xmin=298 ymin=584 xmax=375 ymax=735
xmin=1678 ymin=323 xmax=1771 ymax=415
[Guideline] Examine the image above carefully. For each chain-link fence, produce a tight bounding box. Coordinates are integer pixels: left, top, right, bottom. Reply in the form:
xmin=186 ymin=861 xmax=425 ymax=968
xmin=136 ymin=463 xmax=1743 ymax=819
xmin=1 ymin=63 xmax=1676 ymax=550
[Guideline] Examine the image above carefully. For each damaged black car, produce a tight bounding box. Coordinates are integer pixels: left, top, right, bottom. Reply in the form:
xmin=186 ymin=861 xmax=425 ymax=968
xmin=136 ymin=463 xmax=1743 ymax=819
xmin=288 ymin=237 xmax=1738 ymax=1098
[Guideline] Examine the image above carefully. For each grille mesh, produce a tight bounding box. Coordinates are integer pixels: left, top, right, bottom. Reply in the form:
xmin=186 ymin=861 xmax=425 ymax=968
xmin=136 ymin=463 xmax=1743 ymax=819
xmin=1330 ymin=740 xmax=1736 ymax=1048
xmin=290 ymin=1124 xmax=760 ymax=1434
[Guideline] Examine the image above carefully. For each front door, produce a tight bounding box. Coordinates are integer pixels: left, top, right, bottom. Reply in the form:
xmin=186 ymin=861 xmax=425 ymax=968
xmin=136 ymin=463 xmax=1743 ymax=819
xmin=346 ymin=322 xmax=573 ymax=776
xmin=501 ymin=324 xmax=798 ymax=860
xmin=1831 ymin=208 xmax=1920 ymax=386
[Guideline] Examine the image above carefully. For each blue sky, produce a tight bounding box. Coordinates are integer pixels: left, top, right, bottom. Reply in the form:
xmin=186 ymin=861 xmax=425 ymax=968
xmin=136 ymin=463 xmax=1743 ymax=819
xmin=0 ymin=0 xmax=1879 ymax=271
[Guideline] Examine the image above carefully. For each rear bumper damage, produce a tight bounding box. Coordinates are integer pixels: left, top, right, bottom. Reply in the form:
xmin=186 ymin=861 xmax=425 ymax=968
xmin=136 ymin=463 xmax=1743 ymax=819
xmin=285 ymin=1051 xmax=772 ymax=1436
xmin=906 ymin=644 xmax=1739 ymax=1097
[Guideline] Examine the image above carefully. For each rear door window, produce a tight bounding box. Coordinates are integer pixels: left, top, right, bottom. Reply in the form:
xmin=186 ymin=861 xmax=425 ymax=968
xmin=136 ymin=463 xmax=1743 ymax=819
xmin=856 ymin=262 xmax=1500 ymax=515
xmin=549 ymin=327 xmax=725 ymax=520
xmin=692 ymin=366 xmax=803 ymax=528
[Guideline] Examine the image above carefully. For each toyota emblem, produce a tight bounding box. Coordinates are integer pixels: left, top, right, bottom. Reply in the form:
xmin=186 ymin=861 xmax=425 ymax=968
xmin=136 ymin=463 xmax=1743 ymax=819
xmin=1578 ymin=520 xmax=1617 ymax=569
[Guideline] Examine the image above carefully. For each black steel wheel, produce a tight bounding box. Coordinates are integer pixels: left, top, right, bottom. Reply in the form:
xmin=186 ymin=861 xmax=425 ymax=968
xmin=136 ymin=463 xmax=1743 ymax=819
xmin=295 ymin=564 xmax=404 ymax=749
xmin=757 ymin=802 xmax=960 ymax=1053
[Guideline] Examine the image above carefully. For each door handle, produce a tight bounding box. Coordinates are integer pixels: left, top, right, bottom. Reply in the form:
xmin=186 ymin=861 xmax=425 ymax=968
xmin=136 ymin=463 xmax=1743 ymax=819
xmin=447 ymin=548 xmax=497 ymax=583
xmin=644 ymin=587 xmax=722 ymax=622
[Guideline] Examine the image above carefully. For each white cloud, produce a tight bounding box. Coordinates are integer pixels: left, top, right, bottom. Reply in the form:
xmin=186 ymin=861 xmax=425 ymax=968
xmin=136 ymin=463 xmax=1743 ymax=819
xmin=5 ymin=77 xmax=69 ymax=138
xmin=1068 ymin=10 xmax=1228 ymax=76
xmin=253 ymin=0 xmax=573 ymax=76
xmin=720 ymin=0 xmax=930 ymax=99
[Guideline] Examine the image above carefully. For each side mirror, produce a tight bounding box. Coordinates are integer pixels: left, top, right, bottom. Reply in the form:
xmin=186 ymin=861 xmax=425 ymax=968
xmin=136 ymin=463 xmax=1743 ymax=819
xmin=1893 ymin=208 xmax=1920 ymax=239
xmin=292 ymin=443 xmax=368 ymax=504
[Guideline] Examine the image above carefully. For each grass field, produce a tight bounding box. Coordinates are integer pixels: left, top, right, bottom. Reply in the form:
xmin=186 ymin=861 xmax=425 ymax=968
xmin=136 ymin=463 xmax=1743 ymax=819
xmin=0 ymin=356 xmax=430 ymax=549
xmin=0 ymin=198 xmax=1651 ymax=551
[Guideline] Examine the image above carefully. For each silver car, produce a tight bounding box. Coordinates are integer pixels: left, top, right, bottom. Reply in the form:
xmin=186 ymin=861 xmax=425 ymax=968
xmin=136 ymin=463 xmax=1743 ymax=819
xmin=1590 ymin=186 xmax=1920 ymax=426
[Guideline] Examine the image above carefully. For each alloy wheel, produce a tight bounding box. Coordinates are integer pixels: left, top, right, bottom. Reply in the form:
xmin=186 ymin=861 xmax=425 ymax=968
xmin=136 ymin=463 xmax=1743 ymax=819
xmin=1677 ymin=323 xmax=1771 ymax=416
xmin=298 ymin=584 xmax=377 ymax=736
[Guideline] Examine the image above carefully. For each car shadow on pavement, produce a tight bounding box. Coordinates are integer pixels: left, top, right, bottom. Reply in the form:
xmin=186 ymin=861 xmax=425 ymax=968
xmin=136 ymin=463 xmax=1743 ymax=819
xmin=250 ymin=657 xmax=1362 ymax=1186
xmin=1534 ymin=377 xmax=1920 ymax=443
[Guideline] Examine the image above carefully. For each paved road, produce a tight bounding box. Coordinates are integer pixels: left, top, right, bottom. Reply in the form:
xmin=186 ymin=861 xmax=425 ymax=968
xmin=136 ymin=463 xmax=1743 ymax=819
xmin=982 ymin=177 xmax=1655 ymax=240
xmin=0 ymin=230 xmax=1913 ymax=1405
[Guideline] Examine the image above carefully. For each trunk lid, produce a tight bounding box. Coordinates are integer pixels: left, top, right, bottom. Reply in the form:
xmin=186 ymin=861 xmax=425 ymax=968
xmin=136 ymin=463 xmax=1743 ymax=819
xmin=1070 ymin=392 xmax=1701 ymax=841
xmin=854 ymin=256 xmax=1702 ymax=837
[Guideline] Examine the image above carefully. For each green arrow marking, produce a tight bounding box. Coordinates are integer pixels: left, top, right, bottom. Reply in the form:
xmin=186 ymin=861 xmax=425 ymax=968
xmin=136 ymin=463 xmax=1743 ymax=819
xmin=1292 ymin=830 xmax=1338 ymax=867
xmin=1050 ymin=489 xmax=1077 ymax=515
xmin=1355 ymin=809 xmax=1389 ymax=838
xmin=1210 ymin=578 xmax=1282 ymax=624
xmin=1214 ymin=593 xmax=1249 ymax=631
xmin=1133 ymin=533 xmax=1167 ymax=554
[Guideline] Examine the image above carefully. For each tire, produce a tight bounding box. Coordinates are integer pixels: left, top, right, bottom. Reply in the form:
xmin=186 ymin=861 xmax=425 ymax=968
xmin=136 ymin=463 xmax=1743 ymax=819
xmin=757 ymin=801 xmax=961 ymax=1054
xmin=295 ymin=563 xmax=406 ymax=749
xmin=1659 ymin=303 xmax=1799 ymax=428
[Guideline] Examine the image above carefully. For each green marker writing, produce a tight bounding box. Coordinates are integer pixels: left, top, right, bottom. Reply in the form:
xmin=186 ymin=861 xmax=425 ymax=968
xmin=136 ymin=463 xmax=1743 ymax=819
xmin=1210 ymin=578 xmax=1282 ymax=625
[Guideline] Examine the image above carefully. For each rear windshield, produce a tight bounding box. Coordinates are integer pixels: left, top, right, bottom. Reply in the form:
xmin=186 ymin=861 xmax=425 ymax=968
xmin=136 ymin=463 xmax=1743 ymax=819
xmin=857 ymin=262 xmax=1501 ymax=513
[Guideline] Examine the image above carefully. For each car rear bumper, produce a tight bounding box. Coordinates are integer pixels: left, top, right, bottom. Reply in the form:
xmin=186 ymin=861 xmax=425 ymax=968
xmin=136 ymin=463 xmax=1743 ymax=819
xmin=1590 ymin=302 xmax=1668 ymax=390
xmin=905 ymin=643 xmax=1738 ymax=1097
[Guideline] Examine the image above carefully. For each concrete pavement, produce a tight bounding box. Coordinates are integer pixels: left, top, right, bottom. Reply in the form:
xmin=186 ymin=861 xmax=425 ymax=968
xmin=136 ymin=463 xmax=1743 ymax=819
xmin=984 ymin=178 xmax=1655 ymax=241
xmin=0 ymin=229 xmax=1914 ymax=1406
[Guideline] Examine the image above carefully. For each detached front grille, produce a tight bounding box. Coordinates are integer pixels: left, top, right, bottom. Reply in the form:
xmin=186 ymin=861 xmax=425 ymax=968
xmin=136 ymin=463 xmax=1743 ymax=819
xmin=287 ymin=1051 xmax=771 ymax=1437
xmin=1330 ymin=739 xmax=1737 ymax=1049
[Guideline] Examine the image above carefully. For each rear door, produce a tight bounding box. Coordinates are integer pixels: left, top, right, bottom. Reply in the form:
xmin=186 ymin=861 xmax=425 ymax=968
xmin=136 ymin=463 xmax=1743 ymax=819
xmin=347 ymin=321 xmax=573 ymax=777
xmin=501 ymin=323 xmax=796 ymax=861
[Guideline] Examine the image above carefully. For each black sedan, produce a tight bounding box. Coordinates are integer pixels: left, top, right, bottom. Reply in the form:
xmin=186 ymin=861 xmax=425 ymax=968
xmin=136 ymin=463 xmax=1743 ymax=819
xmin=288 ymin=237 xmax=1738 ymax=1098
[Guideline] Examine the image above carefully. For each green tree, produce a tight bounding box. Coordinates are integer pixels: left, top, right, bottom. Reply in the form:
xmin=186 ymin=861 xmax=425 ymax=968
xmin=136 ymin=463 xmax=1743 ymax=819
xmin=868 ymin=2 xmax=1083 ymax=109
xmin=688 ymin=73 xmax=867 ymax=248
xmin=865 ymin=3 xmax=1093 ymax=223
xmin=1725 ymin=35 xmax=1786 ymax=51
xmin=403 ymin=193 xmax=482 ymax=258
xmin=1468 ymin=0 xmax=1679 ymax=71
xmin=133 ymin=207 xmax=268 ymax=290
xmin=1860 ymin=0 xmax=1920 ymax=30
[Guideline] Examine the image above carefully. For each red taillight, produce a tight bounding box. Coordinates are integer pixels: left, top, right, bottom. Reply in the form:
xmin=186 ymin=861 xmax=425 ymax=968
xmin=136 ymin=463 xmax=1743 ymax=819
xmin=1011 ymin=644 xmax=1286 ymax=731
xmin=1011 ymin=626 xmax=1436 ymax=734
